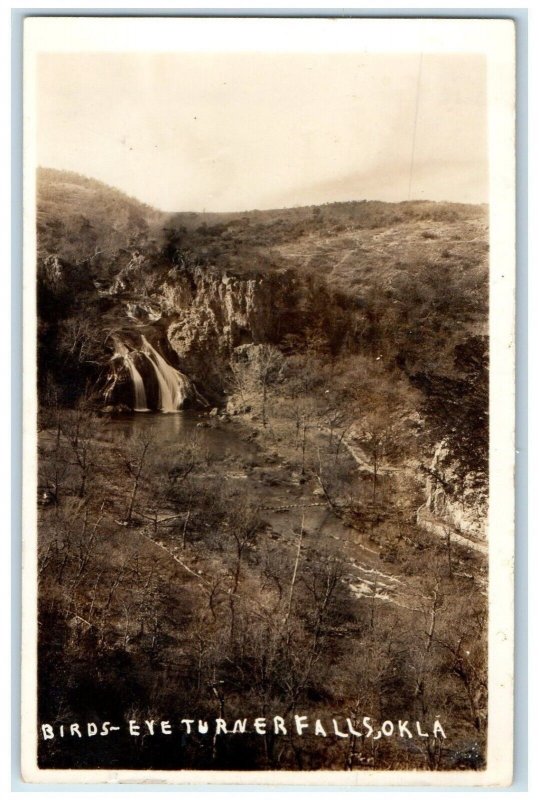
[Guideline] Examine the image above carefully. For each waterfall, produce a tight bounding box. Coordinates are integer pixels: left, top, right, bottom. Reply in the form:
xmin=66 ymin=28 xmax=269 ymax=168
xmin=141 ymin=336 xmax=191 ymax=412
xmin=108 ymin=335 xmax=191 ymax=412
xmin=112 ymin=339 xmax=148 ymax=411
xmin=126 ymin=359 xmax=148 ymax=411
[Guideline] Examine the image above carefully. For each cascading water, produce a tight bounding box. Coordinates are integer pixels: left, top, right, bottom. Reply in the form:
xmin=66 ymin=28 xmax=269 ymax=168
xmin=106 ymin=335 xmax=194 ymax=412
xmin=125 ymin=360 xmax=148 ymax=412
xmin=114 ymin=340 xmax=149 ymax=411
xmin=141 ymin=335 xmax=191 ymax=412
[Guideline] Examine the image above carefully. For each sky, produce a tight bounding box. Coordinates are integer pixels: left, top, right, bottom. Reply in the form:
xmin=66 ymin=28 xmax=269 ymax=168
xmin=37 ymin=52 xmax=487 ymax=212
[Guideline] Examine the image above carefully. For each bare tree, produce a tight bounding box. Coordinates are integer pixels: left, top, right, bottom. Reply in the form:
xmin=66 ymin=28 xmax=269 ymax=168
xmin=121 ymin=433 xmax=153 ymax=523
xmin=283 ymin=512 xmax=305 ymax=627
xmin=227 ymin=503 xmax=260 ymax=594
xmin=255 ymin=344 xmax=284 ymax=427
xmin=58 ymin=316 xmax=101 ymax=366
xmin=290 ymin=397 xmax=319 ymax=475
xmin=39 ymin=414 xmax=69 ymax=504
xmin=61 ymin=404 xmax=97 ymax=498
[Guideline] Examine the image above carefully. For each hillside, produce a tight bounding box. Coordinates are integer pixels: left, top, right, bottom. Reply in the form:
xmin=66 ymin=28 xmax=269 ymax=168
xmin=36 ymin=168 xmax=490 ymax=770
xmin=37 ymin=168 xmax=488 ymax=474
xmin=37 ymin=167 xmax=167 ymax=266
xmin=168 ymin=199 xmax=488 ymax=296
xmin=38 ymin=167 xmax=487 ymax=295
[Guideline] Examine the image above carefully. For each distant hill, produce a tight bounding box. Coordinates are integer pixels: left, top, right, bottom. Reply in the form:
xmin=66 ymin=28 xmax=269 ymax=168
xmin=37 ymin=167 xmax=488 ymax=292
xmin=168 ymin=198 xmax=488 ymax=296
xmin=37 ymin=168 xmax=167 ymax=266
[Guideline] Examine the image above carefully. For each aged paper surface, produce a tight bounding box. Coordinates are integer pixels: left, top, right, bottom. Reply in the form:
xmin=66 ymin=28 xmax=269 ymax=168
xmin=21 ymin=17 xmax=515 ymax=785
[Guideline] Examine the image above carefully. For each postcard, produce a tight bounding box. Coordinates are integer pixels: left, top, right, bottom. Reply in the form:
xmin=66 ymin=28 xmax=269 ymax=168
xmin=21 ymin=16 xmax=515 ymax=786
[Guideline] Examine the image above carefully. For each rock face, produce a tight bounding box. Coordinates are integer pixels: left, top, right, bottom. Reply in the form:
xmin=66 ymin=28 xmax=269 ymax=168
xmin=99 ymin=264 xmax=297 ymax=406
xmin=166 ymin=270 xmax=271 ymax=346
xmin=417 ymin=440 xmax=487 ymax=547
xmin=152 ymin=267 xmax=293 ymax=394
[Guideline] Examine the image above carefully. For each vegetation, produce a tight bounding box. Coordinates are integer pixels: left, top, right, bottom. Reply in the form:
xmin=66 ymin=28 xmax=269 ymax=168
xmin=36 ymin=169 xmax=489 ymax=771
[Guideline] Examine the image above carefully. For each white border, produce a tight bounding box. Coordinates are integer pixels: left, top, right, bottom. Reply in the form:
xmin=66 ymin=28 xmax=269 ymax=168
xmin=21 ymin=16 xmax=516 ymax=787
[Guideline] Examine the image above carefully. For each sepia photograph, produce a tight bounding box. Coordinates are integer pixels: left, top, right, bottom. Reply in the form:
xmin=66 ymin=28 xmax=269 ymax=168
xmin=21 ymin=16 xmax=515 ymax=785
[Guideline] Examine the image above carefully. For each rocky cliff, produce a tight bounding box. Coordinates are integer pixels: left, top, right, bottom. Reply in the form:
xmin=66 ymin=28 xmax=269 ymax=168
xmin=159 ymin=268 xmax=281 ymax=390
xmin=417 ymin=440 xmax=487 ymax=550
xmin=97 ymin=265 xmax=291 ymax=400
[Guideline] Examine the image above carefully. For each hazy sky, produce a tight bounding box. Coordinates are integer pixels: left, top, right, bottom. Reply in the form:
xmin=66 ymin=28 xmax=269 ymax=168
xmin=37 ymin=52 xmax=487 ymax=212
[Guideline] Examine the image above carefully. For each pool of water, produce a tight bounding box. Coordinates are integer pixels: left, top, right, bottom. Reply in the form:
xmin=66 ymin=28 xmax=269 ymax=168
xmin=99 ymin=409 xmax=257 ymax=461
